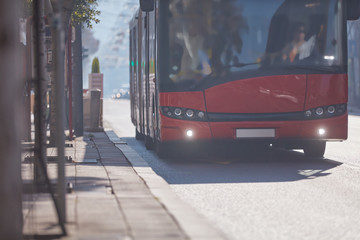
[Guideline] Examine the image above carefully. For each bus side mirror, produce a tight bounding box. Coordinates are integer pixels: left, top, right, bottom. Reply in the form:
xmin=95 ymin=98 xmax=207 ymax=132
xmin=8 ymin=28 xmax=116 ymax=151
xmin=140 ymin=0 xmax=154 ymax=12
xmin=347 ymin=0 xmax=360 ymax=20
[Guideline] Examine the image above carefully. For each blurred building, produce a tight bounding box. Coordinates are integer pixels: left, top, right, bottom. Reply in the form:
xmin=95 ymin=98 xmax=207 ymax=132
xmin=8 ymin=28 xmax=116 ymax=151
xmin=348 ymin=20 xmax=360 ymax=109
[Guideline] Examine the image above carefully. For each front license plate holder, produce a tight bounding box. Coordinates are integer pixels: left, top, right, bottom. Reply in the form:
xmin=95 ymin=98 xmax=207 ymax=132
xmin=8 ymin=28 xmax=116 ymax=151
xmin=235 ymin=128 xmax=276 ymax=139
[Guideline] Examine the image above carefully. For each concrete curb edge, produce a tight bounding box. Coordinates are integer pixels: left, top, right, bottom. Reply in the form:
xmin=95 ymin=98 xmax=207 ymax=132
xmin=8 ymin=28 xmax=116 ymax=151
xmin=104 ymin=129 xmax=227 ymax=240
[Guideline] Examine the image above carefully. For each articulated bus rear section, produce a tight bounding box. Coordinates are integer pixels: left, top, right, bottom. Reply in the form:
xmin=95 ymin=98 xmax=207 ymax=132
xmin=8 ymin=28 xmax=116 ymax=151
xmin=130 ymin=0 xmax=360 ymax=158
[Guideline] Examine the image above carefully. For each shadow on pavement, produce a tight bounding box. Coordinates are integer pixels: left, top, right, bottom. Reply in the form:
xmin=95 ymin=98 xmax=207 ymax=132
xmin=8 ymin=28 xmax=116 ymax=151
xmin=122 ymin=137 xmax=342 ymax=185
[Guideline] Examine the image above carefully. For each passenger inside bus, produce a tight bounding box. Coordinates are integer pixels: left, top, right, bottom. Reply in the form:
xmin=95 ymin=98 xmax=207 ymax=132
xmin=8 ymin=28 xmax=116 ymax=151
xmin=166 ymin=0 xmax=338 ymax=90
xmin=263 ymin=18 xmax=327 ymax=66
xmin=168 ymin=0 xmax=248 ymax=83
xmin=264 ymin=22 xmax=318 ymax=65
xmin=281 ymin=23 xmax=316 ymax=63
xmin=168 ymin=0 xmax=211 ymax=81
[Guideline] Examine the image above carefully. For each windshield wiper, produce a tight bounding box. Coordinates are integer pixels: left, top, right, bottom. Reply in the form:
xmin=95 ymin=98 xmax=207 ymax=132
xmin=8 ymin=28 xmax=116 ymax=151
xmin=224 ymin=62 xmax=259 ymax=69
xmin=190 ymin=62 xmax=258 ymax=90
xmin=282 ymin=64 xmax=342 ymax=73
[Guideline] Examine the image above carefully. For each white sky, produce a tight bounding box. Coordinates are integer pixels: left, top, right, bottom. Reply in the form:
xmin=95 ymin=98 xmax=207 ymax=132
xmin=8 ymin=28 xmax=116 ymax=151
xmin=83 ymin=0 xmax=138 ymax=97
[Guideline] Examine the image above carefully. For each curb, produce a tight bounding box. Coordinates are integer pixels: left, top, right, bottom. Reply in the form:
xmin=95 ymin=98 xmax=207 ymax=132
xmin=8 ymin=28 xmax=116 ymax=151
xmin=104 ymin=129 xmax=228 ymax=240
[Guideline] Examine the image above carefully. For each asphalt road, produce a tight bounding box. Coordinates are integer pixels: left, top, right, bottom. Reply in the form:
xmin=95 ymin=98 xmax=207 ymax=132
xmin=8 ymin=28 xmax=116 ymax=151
xmin=104 ymin=99 xmax=360 ymax=240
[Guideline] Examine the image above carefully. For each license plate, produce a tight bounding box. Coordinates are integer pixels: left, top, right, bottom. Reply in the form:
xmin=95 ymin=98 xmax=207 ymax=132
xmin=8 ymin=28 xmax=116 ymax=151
xmin=236 ymin=128 xmax=275 ymax=138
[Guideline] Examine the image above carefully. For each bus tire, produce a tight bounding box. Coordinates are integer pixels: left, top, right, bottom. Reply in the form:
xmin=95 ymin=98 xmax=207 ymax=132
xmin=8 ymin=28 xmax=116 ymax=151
xmin=145 ymin=135 xmax=155 ymax=150
xmin=303 ymin=141 xmax=326 ymax=158
xmin=156 ymin=140 xmax=170 ymax=159
xmin=135 ymin=129 xmax=143 ymax=140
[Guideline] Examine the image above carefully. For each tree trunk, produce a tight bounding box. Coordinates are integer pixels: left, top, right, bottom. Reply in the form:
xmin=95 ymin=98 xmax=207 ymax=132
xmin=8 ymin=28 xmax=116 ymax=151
xmin=73 ymin=23 xmax=84 ymax=136
xmin=33 ymin=0 xmax=48 ymax=186
xmin=49 ymin=30 xmax=57 ymax=146
xmin=0 ymin=1 xmax=23 ymax=239
xmin=24 ymin=19 xmax=32 ymax=142
xmin=48 ymin=0 xmax=75 ymax=145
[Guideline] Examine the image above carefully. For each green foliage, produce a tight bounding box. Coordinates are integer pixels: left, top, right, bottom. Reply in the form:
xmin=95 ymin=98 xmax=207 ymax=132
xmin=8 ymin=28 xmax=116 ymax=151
xmin=71 ymin=0 xmax=101 ymax=28
xmin=91 ymin=57 xmax=100 ymax=73
xmin=22 ymin=0 xmax=100 ymax=28
xmin=22 ymin=0 xmax=32 ymax=18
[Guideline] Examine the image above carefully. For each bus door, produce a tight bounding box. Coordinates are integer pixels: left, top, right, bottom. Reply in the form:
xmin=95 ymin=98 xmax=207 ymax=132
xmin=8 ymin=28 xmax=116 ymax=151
xmin=129 ymin=27 xmax=134 ymax=124
xmin=144 ymin=12 xmax=151 ymax=137
xmin=137 ymin=11 xmax=145 ymax=135
xmin=147 ymin=11 xmax=157 ymax=139
xmin=132 ymin=19 xmax=141 ymax=133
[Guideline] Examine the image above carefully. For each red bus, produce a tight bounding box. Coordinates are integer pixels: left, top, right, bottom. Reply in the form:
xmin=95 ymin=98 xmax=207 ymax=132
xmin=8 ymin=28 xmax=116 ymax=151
xmin=129 ymin=0 xmax=359 ymax=158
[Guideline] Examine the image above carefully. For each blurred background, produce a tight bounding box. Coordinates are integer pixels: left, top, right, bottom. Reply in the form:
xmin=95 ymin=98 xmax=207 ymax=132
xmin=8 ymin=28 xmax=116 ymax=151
xmin=82 ymin=0 xmax=137 ymax=99
xmin=81 ymin=0 xmax=360 ymax=109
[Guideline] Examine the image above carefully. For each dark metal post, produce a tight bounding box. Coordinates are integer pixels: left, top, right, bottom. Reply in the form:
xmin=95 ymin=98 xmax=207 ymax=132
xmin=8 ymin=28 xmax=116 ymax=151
xmin=52 ymin=0 xmax=66 ymax=224
xmin=68 ymin=23 xmax=73 ymax=140
xmin=73 ymin=23 xmax=84 ymax=137
xmin=25 ymin=18 xmax=33 ymax=142
xmin=33 ymin=0 xmax=48 ymax=187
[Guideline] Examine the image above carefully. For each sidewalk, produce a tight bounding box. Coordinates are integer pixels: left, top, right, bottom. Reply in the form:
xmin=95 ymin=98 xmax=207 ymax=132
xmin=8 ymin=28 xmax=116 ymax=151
xmin=22 ymin=130 xmax=226 ymax=240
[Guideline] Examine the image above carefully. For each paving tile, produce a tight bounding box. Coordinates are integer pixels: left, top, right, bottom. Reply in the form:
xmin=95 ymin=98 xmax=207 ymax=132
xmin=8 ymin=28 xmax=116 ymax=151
xmin=22 ymin=131 xmax=191 ymax=240
xmin=77 ymin=234 xmax=131 ymax=240
xmin=132 ymin=231 xmax=186 ymax=240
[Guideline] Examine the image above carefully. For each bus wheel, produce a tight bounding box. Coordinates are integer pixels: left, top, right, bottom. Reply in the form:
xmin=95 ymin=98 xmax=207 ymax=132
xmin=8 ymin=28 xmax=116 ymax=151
xmin=135 ymin=129 xmax=143 ymax=140
xmin=145 ymin=135 xmax=155 ymax=150
xmin=156 ymin=140 xmax=170 ymax=159
xmin=303 ymin=141 xmax=326 ymax=158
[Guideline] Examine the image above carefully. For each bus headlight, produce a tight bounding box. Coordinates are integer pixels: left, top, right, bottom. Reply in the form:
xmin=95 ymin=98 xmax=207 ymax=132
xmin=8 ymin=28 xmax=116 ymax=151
xmin=186 ymin=130 xmax=193 ymax=137
xmin=174 ymin=108 xmax=182 ymax=116
xmin=186 ymin=109 xmax=194 ymax=118
xmin=304 ymin=104 xmax=347 ymax=120
xmin=318 ymin=128 xmax=326 ymax=135
xmin=327 ymin=106 xmax=335 ymax=114
xmin=198 ymin=111 xmax=205 ymax=119
xmin=161 ymin=106 xmax=208 ymax=121
xmin=316 ymin=107 xmax=324 ymax=116
xmin=162 ymin=107 xmax=172 ymax=116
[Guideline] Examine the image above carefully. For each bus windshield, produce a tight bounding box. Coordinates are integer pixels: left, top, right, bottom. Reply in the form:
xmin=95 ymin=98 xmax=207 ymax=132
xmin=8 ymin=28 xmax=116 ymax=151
xmin=163 ymin=0 xmax=345 ymax=91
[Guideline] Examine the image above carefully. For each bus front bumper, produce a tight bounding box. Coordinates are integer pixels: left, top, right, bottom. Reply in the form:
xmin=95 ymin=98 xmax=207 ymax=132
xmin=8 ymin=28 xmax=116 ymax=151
xmin=160 ymin=114 xmax=348 ymax=142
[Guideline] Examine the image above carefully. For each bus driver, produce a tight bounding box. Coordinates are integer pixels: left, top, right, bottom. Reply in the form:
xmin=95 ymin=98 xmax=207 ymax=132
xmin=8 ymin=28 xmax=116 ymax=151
xmin=281 ymin=23 xmax=316 ymax=63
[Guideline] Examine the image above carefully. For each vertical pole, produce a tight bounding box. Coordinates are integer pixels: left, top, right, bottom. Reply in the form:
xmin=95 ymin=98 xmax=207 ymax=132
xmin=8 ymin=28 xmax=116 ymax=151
xmin=53 ymin=0 xmax=66 ymax=224
xmin=68 ymin=24 xmax=73 ymax=140
xmin=33 ymin=0 xmax=48 ymax=187
xmin=89 ymin=90 xmax=101 ymax=130
xmin=73 ymin=23 xmax=84 ymax=137
xmin=0 ymin=0 xmax=23 ymax=238
xmin=25 ymin=18 xmax=32 ymax=142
